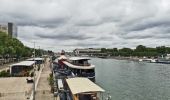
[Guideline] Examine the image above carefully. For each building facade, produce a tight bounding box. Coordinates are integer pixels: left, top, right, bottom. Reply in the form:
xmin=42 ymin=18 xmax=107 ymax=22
xmin=0 ymin=24 xmax=8 ymax=33
xmin=0 ymin=22 xmax=17 ymax=38
xmin=73 ymin=48 xmax=101 ymax=55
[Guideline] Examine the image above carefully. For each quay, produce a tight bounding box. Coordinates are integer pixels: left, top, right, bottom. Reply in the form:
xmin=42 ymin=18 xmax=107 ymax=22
xmin=35 ymin=57 xmax=59 ymax=100
xmin=0 ymin=55 xmax=106 ymax=100
xmin=0 ymin=57 xmax=58 ymax=100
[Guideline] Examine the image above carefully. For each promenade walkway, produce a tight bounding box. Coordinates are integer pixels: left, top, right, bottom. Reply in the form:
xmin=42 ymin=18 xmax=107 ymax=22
xmin=35 ymin=58 xmax=57 ymax=100
xmin=0 ymin=58 xmax=59 ymax=100
xmin=0 ymin=64 xmax=43 ymax=100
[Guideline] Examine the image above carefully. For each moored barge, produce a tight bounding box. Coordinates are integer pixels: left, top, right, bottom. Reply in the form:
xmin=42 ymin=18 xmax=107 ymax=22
xmin=62 ymin=57 xmax=95 ymax=82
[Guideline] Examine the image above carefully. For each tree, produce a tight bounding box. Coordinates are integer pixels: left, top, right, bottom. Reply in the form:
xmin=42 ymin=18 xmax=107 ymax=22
xmin=135 ymin=45 xmax=146 ymax=52
xmin=113 ymin=48 xmax=118 ymax=52
xmin=0 ymin=46 xmax=4 ymax=56
xmin=119 ymin=48 xmax=133 ymax=56
xmin=156 ymin=46 xmax=166 ymax=54
xmin=101 ymin=48 xmax=107 ymax=53
xmin=0 ymin=31 xmax=35 ymax=59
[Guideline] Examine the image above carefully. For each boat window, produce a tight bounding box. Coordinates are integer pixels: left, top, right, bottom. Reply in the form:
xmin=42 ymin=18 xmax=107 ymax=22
xmin=82 ymin=69 xmax=94 ymax=73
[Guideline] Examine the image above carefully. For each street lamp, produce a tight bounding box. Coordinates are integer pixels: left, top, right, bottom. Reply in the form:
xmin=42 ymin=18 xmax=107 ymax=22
xmin=38 ymin=46 xmax=40 ymax=57
xmin=33 ymin=42 xmax=36 ymax=100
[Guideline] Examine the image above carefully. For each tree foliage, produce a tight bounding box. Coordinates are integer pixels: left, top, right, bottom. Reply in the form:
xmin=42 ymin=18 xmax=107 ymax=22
xmin=101 ymin=45 xmax=170 ymax=57
xmin=0 ymin=31 xmax=32 ymax=58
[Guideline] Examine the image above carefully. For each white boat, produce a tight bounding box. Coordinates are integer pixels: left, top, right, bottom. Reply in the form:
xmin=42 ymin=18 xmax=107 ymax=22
xmin=57 ymin=79 xmax=64 ymax=91
xmin=139 ymin=58 xmax=157 ymax=63
xmin=66 ymin=77 xmax=105 ymax=100
xmin=62 ymin=57 xmax=95 ymax=82
xmin=157 ymin=54 xmax=170 ymax=64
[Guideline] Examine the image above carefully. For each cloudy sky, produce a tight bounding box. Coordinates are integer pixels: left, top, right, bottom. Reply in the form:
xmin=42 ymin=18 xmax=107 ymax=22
xmin=0 ymin=0 xmax=170 ymax=52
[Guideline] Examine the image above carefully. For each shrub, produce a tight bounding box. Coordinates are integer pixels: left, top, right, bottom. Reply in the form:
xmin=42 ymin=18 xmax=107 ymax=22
xmin=0 ymin=70 xmax=10 ymax=77
xmin=30 ymin=72 xmax=34 ymax=77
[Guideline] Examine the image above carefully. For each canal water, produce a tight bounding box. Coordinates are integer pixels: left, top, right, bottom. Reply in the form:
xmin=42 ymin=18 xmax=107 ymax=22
xmin=90 ymin=58 xmax=170 ymax=100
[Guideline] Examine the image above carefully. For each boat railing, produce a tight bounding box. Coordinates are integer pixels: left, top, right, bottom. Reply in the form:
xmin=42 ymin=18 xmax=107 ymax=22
xmin=81 ymin=72 xmax=95 ymax=77
xmin=72 ymin=63 xmax=91 ymax=66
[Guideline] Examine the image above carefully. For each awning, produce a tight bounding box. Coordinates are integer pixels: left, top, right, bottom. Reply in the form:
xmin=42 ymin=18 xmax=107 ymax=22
xmin=57 ymin=55 xmax=67 ymax=60
xmin=69 ymin=57 xmax=90 ymax=61
xmin=27 ymin=57 xmax=44 ymax=61
xmin=63 ymin=61 xmax=95 ymax=69
xmin=66 ymin=78 xmax=105 ymax=94
xmin=10 ymin=61 xmax=35 ymax=67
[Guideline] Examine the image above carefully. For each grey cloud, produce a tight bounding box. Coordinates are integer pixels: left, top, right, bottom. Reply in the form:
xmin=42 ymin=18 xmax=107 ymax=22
xmin=36 ymin=33 xmax=93 ymax=40
xmin=1 ymin=0 xmax=170 ymax=51
xmin=125 ymin=20 xmax=170 ymax=32
xmin=95 ymin=36 xmax=113 ymax=41
xmin=121 ymin=25 xmax=170 ymax=40
xmin=123 ymin=35 xmax=154 ymax=39
xmin=63 ymin=42 xmax=99 ymax=47
xmin=1 ymin=14 xmax=69 ymax=28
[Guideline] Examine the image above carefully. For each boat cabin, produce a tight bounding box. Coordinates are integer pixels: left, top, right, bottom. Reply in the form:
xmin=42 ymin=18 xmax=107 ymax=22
xmin=69 ymin=57 xmax=90 ymax=66
xmin=61 ymin=57 xmax=95 ymax=81
xmin=27 ymin=57 xmax=44 ymax=65
xmin=66 ymin=78 xmax=105 ymax=100
xmin=10 ymin=61 xmax=35 ymax=76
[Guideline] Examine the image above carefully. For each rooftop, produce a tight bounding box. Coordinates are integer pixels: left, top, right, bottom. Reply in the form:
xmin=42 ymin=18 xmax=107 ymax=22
xmin=57 ymin=55 xmax=67 ymax=60
xmin=10 ymin=61 xmax=35 ymax=67
xmin=66 ymin=77 xmax=105 ymax=94
xmin=63 ymin=61 xmax=95 ymax=69
xmin=69 ymin=57 xmax=90 ymax=61
xmin=27 ymin=57 xmax=44 ymax=61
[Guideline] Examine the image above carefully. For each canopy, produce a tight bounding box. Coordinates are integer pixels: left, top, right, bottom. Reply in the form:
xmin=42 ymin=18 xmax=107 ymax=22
xmin=63 ymin=61 xmax=95 ymax=69
xmin=10 ymin=61 xmax=35 ymax=67
xmin=69 ymin=57 xmax=90 ymax=61
xmin=57 ymin=55 xmax=67 ymax=60
xmin=27 ymin=57 xmax=44 ymax=61
xmin=66 ymin=78 xmax=105 ymax=94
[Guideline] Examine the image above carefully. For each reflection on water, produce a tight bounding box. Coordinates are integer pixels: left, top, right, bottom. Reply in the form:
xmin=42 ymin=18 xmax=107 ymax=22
xmin=90 ymin=58 xmax=170 ymax=100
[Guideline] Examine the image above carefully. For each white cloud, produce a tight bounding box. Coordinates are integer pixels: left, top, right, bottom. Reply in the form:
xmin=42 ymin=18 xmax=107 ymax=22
xmin=1 ymin=0 xmax=170 ymax=52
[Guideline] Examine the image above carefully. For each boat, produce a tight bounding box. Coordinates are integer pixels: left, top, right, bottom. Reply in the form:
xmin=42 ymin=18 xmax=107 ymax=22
xmin=53 ymin=55 xmax=72 ymax=76
xmin=53 ymin=54 xmax=109 ymax=100
xmin=53 ymin=55 xmax=96 ymax=82
xmin=157 ymin=59 xmax=170 ymax=64
xmin=139 ymin=58 xmax=157 ymax=63
xmin=157 ymin=54 xmax=170 ymax=64
xmin=66 ymin=77 xmax=105 ymax=100
xmin=62 ymin=57 xmax=95 ymax=82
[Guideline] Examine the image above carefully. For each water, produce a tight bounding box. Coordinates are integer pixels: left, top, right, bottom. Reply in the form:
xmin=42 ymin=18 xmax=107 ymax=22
xmin=90 ymin=58 xmax=170 ymax=100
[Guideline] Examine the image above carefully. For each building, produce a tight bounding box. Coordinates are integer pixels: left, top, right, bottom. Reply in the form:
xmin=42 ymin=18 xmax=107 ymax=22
xmin=73 ymin=48 xmax=101 ymax=56
xmin=0 ymin=24 xmax=8 ymax=33
xmin=0 ymin=22 xmax=17 ymax=38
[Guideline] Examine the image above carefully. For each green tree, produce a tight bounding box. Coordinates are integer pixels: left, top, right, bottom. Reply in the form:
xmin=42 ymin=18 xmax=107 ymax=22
xmin=101 ymin=48 xmax=107 ymax=53
xmin=156 ymin=46 xmax=166 ymax=54
xmin=119 ymin=48 xmax=133 ymax=56
xmin=135 ymin=45 xmax=146 ymax=52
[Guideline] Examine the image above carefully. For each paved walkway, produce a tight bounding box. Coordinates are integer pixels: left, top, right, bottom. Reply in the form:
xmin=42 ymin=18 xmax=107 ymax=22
xmin=0 ymin=77 xmax=32 ymax=100
xmin=0 ymin=64 xmax=43 ymax=100
xmin=35 ymin=58 xmax=55 ymax=100
xmin=0 ymin=58 xmax=59 ymax=100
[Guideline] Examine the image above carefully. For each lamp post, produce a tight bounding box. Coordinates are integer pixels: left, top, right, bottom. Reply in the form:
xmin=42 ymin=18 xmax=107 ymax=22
xmin=33 ymin=42 xmax=36 ymax=100
xmin=38 ymin=46 xmax=40 ymax=57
